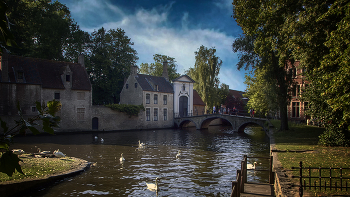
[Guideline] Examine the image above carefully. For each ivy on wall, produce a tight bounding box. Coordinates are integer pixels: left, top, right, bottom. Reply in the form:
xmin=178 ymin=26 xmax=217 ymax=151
xmin=105 ymin=104 xmax=145 ymax=117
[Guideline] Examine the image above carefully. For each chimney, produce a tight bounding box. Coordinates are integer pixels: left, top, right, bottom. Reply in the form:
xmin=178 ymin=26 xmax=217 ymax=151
xmin=1 ymin=50 xmax=8 ymax=82
xmin=162 ymin=61 xmax=169 ymax=81
xmin=131 ymin=65 xmax=138 ymax=76
xmin=78 ymin=54 xmax=85 ymax=68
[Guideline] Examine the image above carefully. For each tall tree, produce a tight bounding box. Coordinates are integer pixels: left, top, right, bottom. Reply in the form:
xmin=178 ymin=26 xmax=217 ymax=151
xmin=88 ymin=27 xmax=138 ymax=105
xmin=139 ymin=54 xmax=180 ymax=81
xmin=186 ymin=45 xmax=222 ymax=113
xmin=5 ymin=0 xmax=75 ymax=60
xmin=232 ymin=2 xmax=296 ymax=131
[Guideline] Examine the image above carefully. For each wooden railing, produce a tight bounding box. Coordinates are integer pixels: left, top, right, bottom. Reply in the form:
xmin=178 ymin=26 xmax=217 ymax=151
xmin=230 ymin=155 xmax=274 ymax=197
xmin=292 ymin=161 xmax=350 ymax=197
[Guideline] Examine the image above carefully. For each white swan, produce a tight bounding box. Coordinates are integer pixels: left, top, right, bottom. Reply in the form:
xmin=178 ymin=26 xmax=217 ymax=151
xmin=37 ymin=148 xmax=50 ymax=154
xmin=247 ymin=162 xmax=258 ymax=170
xmin=146 ymin=177 xmax=159 ymax=192
xmin=138 ymin=140 xmax=145 ymax=148
xmin=53 ymin=149 xmax=66 ymax=157
xmin=176 ymin=150 xmax=182 ymax=159
xmin=12 ymin=149 xmax=25 ymax=155
xmin=101 ymin=138 xmax=104 ymax=143
xmin=94 ymin=136 xmax=98 ymax=140
xmin=120 ymin=153 xmax=125 ymax=162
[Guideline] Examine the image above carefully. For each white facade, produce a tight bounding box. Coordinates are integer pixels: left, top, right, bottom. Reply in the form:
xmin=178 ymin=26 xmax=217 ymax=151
xmin=173 ymin=75 xmax=195 ymax=117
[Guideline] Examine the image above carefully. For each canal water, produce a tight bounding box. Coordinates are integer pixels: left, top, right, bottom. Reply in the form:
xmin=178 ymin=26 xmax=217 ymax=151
xmin=12 ymin=125 xmax=270 ymax=197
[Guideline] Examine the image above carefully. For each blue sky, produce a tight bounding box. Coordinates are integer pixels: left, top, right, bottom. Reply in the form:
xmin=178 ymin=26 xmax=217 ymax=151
xmin=57 ymin=0 xmax=248 ymax=91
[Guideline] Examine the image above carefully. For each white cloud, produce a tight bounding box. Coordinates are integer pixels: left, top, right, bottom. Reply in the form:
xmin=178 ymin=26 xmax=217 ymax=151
xmin=62 ymin=0 xmax=246 ymax=91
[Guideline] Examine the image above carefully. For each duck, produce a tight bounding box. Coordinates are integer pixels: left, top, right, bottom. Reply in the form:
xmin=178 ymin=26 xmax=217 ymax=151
xmin=176 ymin=150 xmax=182 ymax=159
xmin=247 ymin=162 xmax=258 ymax=170
xmin=138 ymin=140 xmax=145 ymax=148
xmin=146 ymin=177 xmax=160 ymax=192
xmin=37 ymin=148 xmax=50 ymax=154
xmin=120 ymin=153 xmax=125 ymax=162
xmin=12 ymin=149 xmax=25 ymax=155
xmin=53 ymin=149 xmax=66 ymax=157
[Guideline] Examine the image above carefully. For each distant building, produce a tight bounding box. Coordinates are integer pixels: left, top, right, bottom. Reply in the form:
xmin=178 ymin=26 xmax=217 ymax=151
xmin=224 ymin=89 xmax=248 ymax=115
xmin=0 ymin=52 xmax=93 ymax=131
xmin=286 ymin=60 xmax=309 ymax=121
xmin=193 ymin=89 xmax=205 ymax=116
xmin=172 ymin=74 xmax=195 ymax=117
xmin=120 ymin=62 xmax=174 ymax=129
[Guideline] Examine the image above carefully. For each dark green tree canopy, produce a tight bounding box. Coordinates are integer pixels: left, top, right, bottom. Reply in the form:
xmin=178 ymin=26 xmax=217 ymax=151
xmin=139 ymin=54 xmax=180 ymax=81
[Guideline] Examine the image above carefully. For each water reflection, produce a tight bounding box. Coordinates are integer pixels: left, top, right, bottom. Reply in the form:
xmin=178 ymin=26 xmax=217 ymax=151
xmin=11 ymin=126 xmax=270 ymax=197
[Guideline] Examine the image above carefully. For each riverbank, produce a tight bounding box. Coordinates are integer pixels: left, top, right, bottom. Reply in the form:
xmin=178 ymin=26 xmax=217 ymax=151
xmin=270 ymin=120 xmax=350 ymax=196
xmin=0 ymin=155 xmax=91 ymax=197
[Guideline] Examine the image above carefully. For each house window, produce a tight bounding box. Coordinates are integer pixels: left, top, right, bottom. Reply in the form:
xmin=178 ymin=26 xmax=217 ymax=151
xmin=18 ymin=71 xmax=24 ymax=79
xmin=54 ymin=92 xmax=60 ymax=100
xmin=31 ymin=106 xmax=37 ymax=112
xmin=163 ymin=108 xmax=167 ymax=121
xmin=292 ymin=85 xmax=298 ymax=97
xmin=66 ymin=74 xmax=70 ymax=82
xmin=126 ymin=84 xmax=128 ymax=89
xmin=163 ymin=95 xmax=167 ymax=105
xmin=77 ymin=108 xmax=85 ymax=121
xmin=146 ymin=94 xmax=150 ymax=104
xmin=292 ymin=102 xmax=300 ymax=118
xmin=154 ymin=108 xmax=158 ymax=121
xmin=135 ymin=83 xmax=138 ymax=88
xmin=154 ymin=94 xmax=158 ymax=104
xmin=155 ymin=85 xmax=158 ymax=91
xmin=77 ymin=92 xmax=85 ymax=100
xmin=292 ymin=68 xmax=297 ymax=78
xmin=296 ymin=85 xmax=300 ymax=96
xmin=146 ymin=108 xmax=150 ymax=121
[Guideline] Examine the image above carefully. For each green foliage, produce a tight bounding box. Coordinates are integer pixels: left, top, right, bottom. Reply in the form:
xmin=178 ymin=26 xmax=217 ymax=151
xmin=186 ymin=45 xmax=222 ymax=113
xmin=139 ymin=54 xmax=181 ymax=81
xmin=105 ymin=104 xmax=145 ymax=117
xmin=0 ymin=100 xmax=61 ymax=177
xmin=0 ymin=0 xmax=17 ymax=52
xmin=88 ymin=27 xmax=138 ymax=105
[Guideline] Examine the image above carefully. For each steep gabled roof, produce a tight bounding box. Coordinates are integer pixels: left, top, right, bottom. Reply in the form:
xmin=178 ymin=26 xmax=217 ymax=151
xmin=172 ymin=75 xmax=195 ymax=83
xmin=193 ymin=89 xmax=205 ymax=106
xmin=135 ymin=74 xmax=173 ymax=93
xmin=3 ymin=54 xmax=91 ymax=91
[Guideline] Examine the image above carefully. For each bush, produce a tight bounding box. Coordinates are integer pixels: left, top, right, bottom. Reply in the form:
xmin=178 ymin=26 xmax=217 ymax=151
xmin=318 ymin=127 xmax=349 ymax=147
xmin=105 ymin=104 xmax=145 ymax=117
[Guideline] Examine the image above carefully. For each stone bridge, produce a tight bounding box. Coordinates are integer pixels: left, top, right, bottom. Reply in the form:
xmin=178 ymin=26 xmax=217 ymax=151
xmin=174 ymin=114 xmax=268 ymax=133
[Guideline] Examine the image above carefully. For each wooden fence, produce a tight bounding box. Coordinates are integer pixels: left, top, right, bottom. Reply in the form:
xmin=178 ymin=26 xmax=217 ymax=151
xmin=292 ymin=161 xmax=350 ymax=196
xmin=230 ymin=155 xmax=274 ymax=197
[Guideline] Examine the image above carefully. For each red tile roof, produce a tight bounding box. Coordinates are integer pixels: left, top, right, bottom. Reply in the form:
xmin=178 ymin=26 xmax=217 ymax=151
xmin=193 ymin=89 xmax=205 ymax=106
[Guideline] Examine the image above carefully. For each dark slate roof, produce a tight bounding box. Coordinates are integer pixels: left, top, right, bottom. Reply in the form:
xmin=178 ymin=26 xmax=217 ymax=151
xmin=3 ymin=54 xmax=91 ymax=91
xmin=135 ymin=74 xmax=173 ymax=93
xmin=193 ymin=89 xmax=205 ymax=106
xmin=229 ymin=89 xmax=245 ymax=99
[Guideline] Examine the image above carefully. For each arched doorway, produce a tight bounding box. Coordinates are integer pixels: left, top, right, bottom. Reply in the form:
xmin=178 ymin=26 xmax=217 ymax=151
xmin=92 ymin=117 xmax=98 ymax=130
xmin=179 ymin=96 xmax=188 ymax=117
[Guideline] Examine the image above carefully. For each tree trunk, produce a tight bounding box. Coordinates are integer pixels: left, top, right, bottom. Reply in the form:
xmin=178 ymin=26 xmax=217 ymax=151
xmin=279 ymin=101 xmax=289 ymax=131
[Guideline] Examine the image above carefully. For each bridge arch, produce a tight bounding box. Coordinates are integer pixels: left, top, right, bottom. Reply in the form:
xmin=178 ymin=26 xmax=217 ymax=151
xmin=175 ymin=118 xmax=198 ymax=129
xmin=237 ymin=121 xmax=267 ymax=133
xmin=199 ymin=116 xmax=234 ymax=130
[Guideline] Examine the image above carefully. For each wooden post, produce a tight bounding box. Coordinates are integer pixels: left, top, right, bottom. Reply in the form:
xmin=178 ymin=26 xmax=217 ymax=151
xmin=243 ymin=155 xmax=247 ymax=183
xmin=299 ymin=161 xmax=303 ymax=197
xmin=269 ymin=156 xmax=274 ymax=184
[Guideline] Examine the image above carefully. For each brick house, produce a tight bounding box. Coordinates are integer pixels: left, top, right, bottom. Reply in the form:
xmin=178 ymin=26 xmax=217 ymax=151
xmin=0 ymin=52 xmax=92 ymax=131
xmin=193 ymin=89 xmax=205 ymax=116
xmin=286 ymin=60 xmax=310 ymax=121
xmin=119 ymin=63 xmax=174 ymax=129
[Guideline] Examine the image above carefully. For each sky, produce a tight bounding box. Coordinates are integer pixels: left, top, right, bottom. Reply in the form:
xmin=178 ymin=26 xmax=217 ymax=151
xmin=57 ymin=0 xmax=248 ymax=91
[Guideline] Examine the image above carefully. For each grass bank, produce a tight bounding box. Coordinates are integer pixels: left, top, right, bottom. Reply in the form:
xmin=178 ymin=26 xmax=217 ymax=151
xmin=0 ymin=154 xmax=86 ymax=183
xmin=271 ymin=120 xmax=350 ymax=196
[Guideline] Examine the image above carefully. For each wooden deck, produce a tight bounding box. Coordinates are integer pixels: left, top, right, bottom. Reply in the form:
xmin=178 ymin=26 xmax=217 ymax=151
xmin=240 ymin=183 xmax=275 ymax=197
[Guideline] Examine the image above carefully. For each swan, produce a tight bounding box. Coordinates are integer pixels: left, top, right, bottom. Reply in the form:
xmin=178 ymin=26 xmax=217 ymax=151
xmin=120 ymin=153 xmax=125 ymax=162
xmin=37 ymin=148 xmax=50 ymax=154
xmin=146 ymin=177 xmax=159 ymax=192
xmin=247 ymin=162 xmax=258 ymax=170
xmin=101 ymin=138 xmax=104 ymax=143
xmin=53 ymin=149 xmax=66 ymax=157
xmin=12 ymin=149 xmax=25 ymax=155
xmin=176 ymin=150 xmax=182 ymax=159
xmin=138 ymin=140 xmax=145 ymax=148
